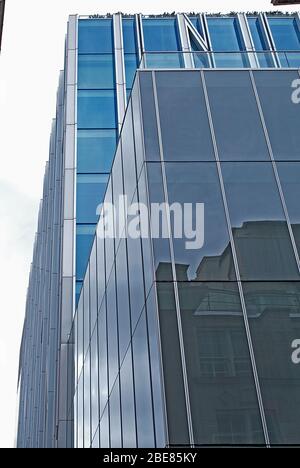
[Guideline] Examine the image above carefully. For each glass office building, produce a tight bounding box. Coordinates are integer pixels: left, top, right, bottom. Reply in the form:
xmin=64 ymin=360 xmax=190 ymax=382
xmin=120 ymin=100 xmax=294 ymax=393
xmin=17 ymin=13 xmax=300 ymax=448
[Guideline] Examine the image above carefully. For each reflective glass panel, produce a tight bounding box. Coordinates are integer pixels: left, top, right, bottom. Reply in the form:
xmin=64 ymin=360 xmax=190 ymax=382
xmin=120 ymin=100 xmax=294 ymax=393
xmin=77 ymin=130 xmax=117 ymax=174
xmin=77 ymin=174 xmax=109 ymax=224
xmin=76 ymin=225 xmax=95 ymax=281
xmin=78 ymin=19 xmax=114 ymax=54
xmin=78 ymin=90 xmax=117 ymax=129
xmin=78 ymin=55 xmax=115 ymax=89
xmin=143 ymin=18 xmax=180 ymax=51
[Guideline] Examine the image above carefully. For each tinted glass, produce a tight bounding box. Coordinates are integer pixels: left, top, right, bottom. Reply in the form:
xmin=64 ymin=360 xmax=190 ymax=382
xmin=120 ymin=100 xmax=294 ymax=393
xmin=253 ymin=71 xmax=300 ymax=161
xmin=76 ymin=225 xmax=95 ymax=281
xmin=107 ymin=267 xmax=119 ymax=394
xmin=77 ymin=174 xmax=109 ymax=224
xmin=78 ymin=90 xmax=117 ymax=129
xmin=123 ymin=19 xmax=137 ymax=53
xmin=78 ymin=19 xmax=114 ymax=54
xmin=222 ymin=162 xmax=300 ymax=280
xmin=243 ymin=282 xmax=300 ymax=445
xmin=133 ymin=312 xmax=155 ymax=447
xmin=139 ymin=72 xmax=160 ymax=162
xmin=77 ymin=129 xmax=117 ymax=174
xmin=124 ymin=54 xmax=138 ymax=89
xmin=120 ymin=347 xmax=137 ymax=447
xmin=90 ymin=328 xmax=99 ymax=439
xmin=78 ymin=55 xmax=115 ymax=89
xmin=207 ymin=17 xmax=245 ymax=51
xmin=143 ymin=18 xmax=180 ymax=51
xmin=268 ymin=17 xmax=300 ymax=51
xmin=98 ymin=301 xmax=108 ymax=417
xmin=178 ymin=282 xmax=265 ymax=445
xmin=116 ymin=239 xmax=131 ymax=363
xmin=204 ymin=71 xmax=269 ymax=161
xmin=165 ymin=162 xmax=236 ymax=281
xmin=156 ymin=71 xmax=215 ymax=161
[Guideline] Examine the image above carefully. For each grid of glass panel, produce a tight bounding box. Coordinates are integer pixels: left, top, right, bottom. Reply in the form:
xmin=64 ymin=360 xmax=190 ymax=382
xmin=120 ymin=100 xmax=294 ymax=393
xmin=72 ymin=68 xmax=300 ymax=447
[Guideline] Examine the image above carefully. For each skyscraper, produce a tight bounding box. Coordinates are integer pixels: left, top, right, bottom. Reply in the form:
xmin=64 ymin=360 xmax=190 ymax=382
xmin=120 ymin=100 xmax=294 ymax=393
xmin=17 ymin=12 xmax=300 ymax=448
xmin=0 ymin=0 xmax=5 ymax=51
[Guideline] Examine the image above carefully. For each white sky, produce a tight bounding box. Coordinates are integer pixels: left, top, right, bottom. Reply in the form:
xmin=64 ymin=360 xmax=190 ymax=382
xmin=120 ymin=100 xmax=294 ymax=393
xmin=0 ymin=0 xmax=298 ymax=449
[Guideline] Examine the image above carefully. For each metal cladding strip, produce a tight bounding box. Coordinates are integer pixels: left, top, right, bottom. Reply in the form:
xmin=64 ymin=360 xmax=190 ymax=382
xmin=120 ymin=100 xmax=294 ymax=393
xmin=201 ymin=69 xmax=271 ymax=447
xmin=138 ymin=14 xmax=146 ymax=67
xmin=177 ymin=14 xmax=194 ymax=69
xmin=238 ymin=13 xmax=260 ymax=68
xmin=249 ymin=69 xmax=300 ymax=276
xmin=57 ymin=14 xmax=78 ymax=448
xmin=113 ymin=13 xmax=127 ymax=134
xmin=152 ymin=71 xmax=195 ymax=447
xmin=135 ymin=14 xmax=142 ymax=63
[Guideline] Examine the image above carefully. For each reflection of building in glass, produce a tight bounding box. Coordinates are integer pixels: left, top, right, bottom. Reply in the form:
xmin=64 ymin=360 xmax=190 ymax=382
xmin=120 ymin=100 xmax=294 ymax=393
xmin=0 ymin=1 xmax=5 ymax=51
xmin=17 ymin=13 xmax=300 ymax=448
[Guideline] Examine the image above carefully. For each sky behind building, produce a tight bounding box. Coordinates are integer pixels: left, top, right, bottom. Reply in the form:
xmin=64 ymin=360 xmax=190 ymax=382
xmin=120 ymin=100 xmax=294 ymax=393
xmin=0 ymin=0 xmax=298 ymax=449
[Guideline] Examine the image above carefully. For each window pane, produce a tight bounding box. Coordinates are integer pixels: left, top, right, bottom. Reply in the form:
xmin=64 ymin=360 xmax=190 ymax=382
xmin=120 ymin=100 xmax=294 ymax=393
xmin=143 ymin=18 xmax=180 ymax=51
xmin=178 ymin=282 xmax=265 ymax=445
xmin=78 ymin=19 xmax=113 ymax=54
xmin=243 ymin=282 xmax=300 ymax=445
xmin=120 ymin=347 xmax=137 ymax=447
xmin=208 ymin=17 xmax=245 ymax=51
xmin=116 ymin=239 xmax=131 ymax=364
xmin=277 ymin=162 xmax=300 ymax=257
xmin=109 ymin=379 xmax=122 ymax=448
xmin=156 ymin=283 xmax=190 ymax=445
xmin=247 ymin=17 xmax=273 ymax=68
xmin=100 ymin=405 xmax=109 ymax=448
xmin=165 ymin=162 xmax=236 ymax=281
xmin=107 ymin=267 xmax=119 ymax=394
xmin=90 ymin=242 xmax=98 ymax=333
xmin=76 ymin=225 xmax=95 ymax=281
xmin=156 ymin=71 xmax=215 ymax=162
xmin=78 ymin=90 xmax=117 ymax=129
xmin=253 ymin=71 xmax=300 ymax=161
xmin=133 ymin=312 xmax=155 ymax=448
xmin=124 ymin=54 xmax=138 ymax=89
xmin=123 ymin=18 xmax=137 ymax=53
xmin=77 ymin=174 xmax=109 ymax=224
xmin=139 ymin=72 xmax=160 ymax=162
xmin=268 ymin=17 xmax=300 ymax=51
xmin=78 ymin=55 xmax=115 ymax=89
xmin=222 ymin=162 xmax=300 ymax=280
xmin=98 ymin=301 xmax=108 ymax=417
xmin=91 ymin=328 xmax=99 ymax=439
xmin=205 ymin=71 xmax=269 ymax=161
xmin=77 ymin=130 xmax=117 ymax=174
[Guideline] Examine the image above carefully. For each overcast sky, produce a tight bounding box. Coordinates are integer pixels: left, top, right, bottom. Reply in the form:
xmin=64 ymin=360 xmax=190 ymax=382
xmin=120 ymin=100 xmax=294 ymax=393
xmin=0 ymin=0 xmax=298 ymax=449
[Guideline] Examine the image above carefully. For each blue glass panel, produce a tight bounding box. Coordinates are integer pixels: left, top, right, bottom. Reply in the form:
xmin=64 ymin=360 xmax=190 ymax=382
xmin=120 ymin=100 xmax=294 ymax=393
xmin=248 ymin=17 xmax=274 ymax=68
xmin=78 ymin=90 xmax=117 ymax=129
xmin=268 ymin=17 xmax=300 ymax=67
xmin=143 ymin=18 xmax=180 ymax=51
xmin=144 ymin=53 xmax=183 ymax=69
xmin=76 ymin=225 xmax=95 ymax=281
xmin=78 ymin=19 xmax=113 ymax=54
xmin=77 ymin=130 xmax=117 ymax=174
xmin=124 ymin=54 xmax=138 ymax=89
xmin=208 ymin=17 xmax=245 ymax=52
xmin=122 ymin=19 xmax=137 ymax=53
xmin=76 ymin=281 xmax=83 ymax=306
xmin=78 ymin=55 xmax=115 ymax=89
xmin=208 ymin=17 xmax=247 ymax=67
xmin=77 ymin=174 xmax=109 ymax=224
xmin=268 ymin=17 xmax=300 ymax=51
xmin=188 ymin=16 xmax=204 ymax=37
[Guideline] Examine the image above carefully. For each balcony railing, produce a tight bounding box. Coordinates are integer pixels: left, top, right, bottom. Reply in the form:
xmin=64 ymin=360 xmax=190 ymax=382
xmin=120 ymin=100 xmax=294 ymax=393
xmin=139 ymin=50 xmax=300 ymax=69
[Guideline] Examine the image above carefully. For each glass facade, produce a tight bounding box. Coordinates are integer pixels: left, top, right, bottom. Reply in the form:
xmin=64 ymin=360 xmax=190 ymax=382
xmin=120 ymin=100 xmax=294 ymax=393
xmin=18 ymin=13 xmax=300 ymax=449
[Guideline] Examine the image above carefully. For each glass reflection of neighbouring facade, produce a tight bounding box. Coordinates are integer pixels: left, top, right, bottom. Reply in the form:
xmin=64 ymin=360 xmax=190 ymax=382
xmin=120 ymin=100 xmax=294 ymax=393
xmin=17 ymin=13 xmax=300 ymax=448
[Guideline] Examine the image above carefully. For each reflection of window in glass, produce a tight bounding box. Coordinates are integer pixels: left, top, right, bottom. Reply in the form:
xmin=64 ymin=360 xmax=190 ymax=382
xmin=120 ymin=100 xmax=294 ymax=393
xmin=165 ymin=162 xmax=236 ymax=281
xmin=277 ymin=162 xmax=300 ymax=257
xmin=222 ymin=162 xmax=300 ymax=280
xmin=243 ymin=282 xmax=300 ymax=445
xmin=178 ymin=282 xmax=264 ymax=445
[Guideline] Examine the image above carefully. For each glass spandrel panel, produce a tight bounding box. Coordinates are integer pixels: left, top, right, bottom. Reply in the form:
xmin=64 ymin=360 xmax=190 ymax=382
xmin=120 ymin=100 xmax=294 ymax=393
xmin=222 ymin=162 xmax=300 ymax=280
xmin=155 ymin=71 xmax=215 ymax=162
xmin=204 ymin=71 xmax=270 ymax=161
xmin=165 ymin=162 xmax=236 ymax=282
xmin=178 ymin=282 xmax=265 ymax=445
xmin=78 ymin=90 xmax=117 ymax=129
xmin=78 ymin=55 xmax=115 ymax=89
xmin=78 ymin=19 xmax=114 ymax=54
xmin=243 ymin=282 xmax=300 ymax=445
xmin=253 ymin=71 xmax=300 ymax=161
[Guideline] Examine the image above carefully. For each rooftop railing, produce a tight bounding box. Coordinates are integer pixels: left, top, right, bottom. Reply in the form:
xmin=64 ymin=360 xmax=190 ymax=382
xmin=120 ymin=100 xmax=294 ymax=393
xmin=139 ymin=50 xmax=300 ymax=69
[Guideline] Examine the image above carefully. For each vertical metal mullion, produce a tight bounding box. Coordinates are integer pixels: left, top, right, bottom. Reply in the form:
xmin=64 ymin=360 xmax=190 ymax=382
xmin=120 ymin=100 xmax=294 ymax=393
xmin=152 ymin=71 xmax=195 ymax=447
xmin=136 ymin=71 xmax=169 ymax=448
xmin=249 ymin=69 xmax=300 ymax=275
xmin=261 ymin=13 xmax=281 ymax=68
xmin=113 ymin=13 xmax=127 ymax=134
xmin=201 ymin=69 xmax=271 ymax=447
xmin=177 ymin=14 xmax=194 ymax=69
